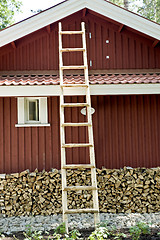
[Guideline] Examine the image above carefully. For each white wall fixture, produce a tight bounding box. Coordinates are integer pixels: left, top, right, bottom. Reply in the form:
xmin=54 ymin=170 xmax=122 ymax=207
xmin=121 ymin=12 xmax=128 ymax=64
xmin=81 ymin=107 xmax=95 ymax=115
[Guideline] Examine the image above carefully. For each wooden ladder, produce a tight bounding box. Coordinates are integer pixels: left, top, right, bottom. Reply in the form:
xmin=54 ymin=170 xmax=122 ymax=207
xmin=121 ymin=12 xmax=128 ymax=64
xmin=59 ymin=22 xmax=99 ymax=233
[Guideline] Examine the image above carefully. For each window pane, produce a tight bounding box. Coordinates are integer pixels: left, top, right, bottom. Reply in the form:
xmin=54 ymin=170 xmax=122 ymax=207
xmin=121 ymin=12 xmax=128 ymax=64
xmin=37 ymin=100 xmax=39 ymax=121
xmin=29 ymin=100 xmax=39 ymax=121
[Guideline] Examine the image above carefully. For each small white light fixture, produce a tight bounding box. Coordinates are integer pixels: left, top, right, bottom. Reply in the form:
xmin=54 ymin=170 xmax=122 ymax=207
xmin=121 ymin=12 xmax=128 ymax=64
xmin=106 ymin=40 xmax=109 ymax=43
xmin=81 ymin=107 xmax=95 ymax=115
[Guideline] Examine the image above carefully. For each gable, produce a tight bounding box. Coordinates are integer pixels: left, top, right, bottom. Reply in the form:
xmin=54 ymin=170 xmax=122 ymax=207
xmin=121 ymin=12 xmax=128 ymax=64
xmin=0 ymin=10 xmax=160 ymax=71
xmin=0 ymin=0 xmax=160 ymax=48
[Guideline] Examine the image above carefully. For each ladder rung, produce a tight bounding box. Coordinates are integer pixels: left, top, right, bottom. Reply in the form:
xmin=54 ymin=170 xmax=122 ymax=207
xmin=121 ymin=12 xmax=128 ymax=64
xmin=61 ymin=84 xmax=88 ymax=88
xmin=62 ymin=164 xmax=95 ymax=169
xmin=60 ymin=48 xmax=85 ymax=52
xmin=62 ymin=143 xmax=93 ymax=148
xmin=63 ymin=186 xmax=97 ymax=191
xmin=60 ymin=31 xmax=84 ymax=35
xmin=61 ymin=65 xmax=87 ymax=70
xmin=62 ymin=122 xmax=91 ymax=127
xmin=61 ymin=103 xmax=89 ymax=107
xmin=65 ymin=209 xmax=99 ymax=214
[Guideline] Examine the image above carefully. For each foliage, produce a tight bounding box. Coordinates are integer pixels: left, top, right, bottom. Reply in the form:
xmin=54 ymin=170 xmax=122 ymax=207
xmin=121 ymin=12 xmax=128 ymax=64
xmin=108 ymin=0 xmax=135 ymax=10
xmin=97 ymin=220 xmax=113 ymax=228
xmin=53 ymin=223 xmax=82 ymax=239
xmin=54 ymin=222 xmax=66 ymax=235
xmin=23 ymin=225 xmax=51 ymax=240
xmin=25 ymin=224 xmax=33 ymax=237
xmin=88 ymin=226 xmax=111 ymax=240
xmin=88 ymin=223 xmax=126 ymax=240
xmin=0 ymin=232 xmax=5 ymax=238
xmin=137 ymin=222 xmax=151 ymax=235
xmin=52 ymin=233 xmax=62 ymax=240
xmin=0 ymin=0 xmax=22 ymax=30
xmin=66 ymin=229 xmax=82 ymax=240
xmin=53 ymin=230 xmax=82 ymax=239
xmin=109 ymin=0 xmax=160 ymax=23
xmin=114 ymin=232 xmax=127 ymax=239
xmin=137 ymin=0 xmax=160 ymax=23
xmin=1 ymin=221 xmax=159 ymax=240
xmin=23 ymin=230 xmax=44 ymax=240
xmin=109 ymin=0 xmax=124 ymax=7
xmin=129 ymin=226 xmax=141 ymax=240
xmin=129 ymin=222 xmax=150 ymax=240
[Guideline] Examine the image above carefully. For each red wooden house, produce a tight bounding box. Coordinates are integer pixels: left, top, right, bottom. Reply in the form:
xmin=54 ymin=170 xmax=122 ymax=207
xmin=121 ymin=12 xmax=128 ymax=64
xmin=0 ymin=0 xmax=160 ymax=174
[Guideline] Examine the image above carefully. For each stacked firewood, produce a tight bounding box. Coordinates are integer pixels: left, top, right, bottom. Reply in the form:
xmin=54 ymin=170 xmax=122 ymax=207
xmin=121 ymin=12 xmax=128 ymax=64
xmin=0 ymin=167 xmax=159 ymax=217
xmin=97 ymin=167 xmax=160 ymax=213
xmin=67 ymin=169 xmax=93 ymax=210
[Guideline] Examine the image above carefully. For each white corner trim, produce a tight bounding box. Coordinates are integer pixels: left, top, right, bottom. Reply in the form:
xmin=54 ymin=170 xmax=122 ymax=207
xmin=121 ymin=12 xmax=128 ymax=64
xmin=0 ymin=84 xmax=160 ymax=96
xmin=0 ymin=0 xmax=160 ymax=47
xmin=15 ymin=123 xmax=50 ymax=127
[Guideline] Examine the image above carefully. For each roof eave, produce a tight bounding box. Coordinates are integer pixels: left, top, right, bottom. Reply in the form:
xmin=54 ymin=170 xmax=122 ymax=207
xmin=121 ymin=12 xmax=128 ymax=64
xmin=0 ymin=0 xmax=160 ymax=48
xmin=88 ymin=0 xmax=160 ymax=40
xmin=0 ymin=84 xmax=160 ymax=97
xmin=0 ymin=0 xmax=85 ymax=47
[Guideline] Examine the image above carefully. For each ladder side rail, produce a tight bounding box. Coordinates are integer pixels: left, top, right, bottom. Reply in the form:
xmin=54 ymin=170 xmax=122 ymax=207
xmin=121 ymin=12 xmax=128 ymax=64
xmin=59 ymin=22 xmax=64 ymax=86
xmin=81 ymin=22 xmax=92 ymax=127
xmin=86 ymin=89 xmax=100 ymax=226
xmin=81 ymin=21 xmax=95 ymax=162
xmin=59 ymin=22 xmax=68 ymax=231
xmin=81 ymin=22 xmax=89 ymax=86
xmin=82 ymin=22 xmax=100 ymax=226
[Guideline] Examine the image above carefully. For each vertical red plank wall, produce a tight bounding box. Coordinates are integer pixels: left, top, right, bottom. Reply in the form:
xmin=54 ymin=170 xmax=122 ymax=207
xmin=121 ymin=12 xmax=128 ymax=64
xmin=0 ymin=95 xmax=160 ymax=174
xmin=0 ymin=12 xmax=160 ymax=70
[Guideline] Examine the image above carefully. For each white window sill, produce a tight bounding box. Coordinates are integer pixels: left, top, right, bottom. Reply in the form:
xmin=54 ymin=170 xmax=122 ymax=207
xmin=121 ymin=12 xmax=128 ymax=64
xmin=15 ymin=123 xmax=50 ymax=127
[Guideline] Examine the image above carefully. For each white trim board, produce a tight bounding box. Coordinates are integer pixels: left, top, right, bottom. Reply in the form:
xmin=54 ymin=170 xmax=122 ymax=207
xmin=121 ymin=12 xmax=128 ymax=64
xmin=15 ymin=124 xmax=50 ymax=127
xmin=0 ymin=84 xmax=160 ymax=96
xmin=0 ymin=0 xmax=160 ymax=47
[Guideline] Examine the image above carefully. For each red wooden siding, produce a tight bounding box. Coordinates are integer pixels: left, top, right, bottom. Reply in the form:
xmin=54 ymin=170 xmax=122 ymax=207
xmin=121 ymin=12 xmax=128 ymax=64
xmin=0 ymin=94 xmax=160 ymax=174
xmin=0 ymin=10 xmax=160 ymax=71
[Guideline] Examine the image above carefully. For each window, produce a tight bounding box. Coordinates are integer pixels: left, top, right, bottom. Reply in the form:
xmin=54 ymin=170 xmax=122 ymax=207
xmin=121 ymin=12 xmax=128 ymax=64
xmin=15 ymin=97 xmax=50 ymax=127
xmin=27 ymin=99 xmax=39 ymax=122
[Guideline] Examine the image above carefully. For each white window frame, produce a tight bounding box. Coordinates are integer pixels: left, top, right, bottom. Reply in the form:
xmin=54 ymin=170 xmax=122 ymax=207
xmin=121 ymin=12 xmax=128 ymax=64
xmin=15 ymin=97 xmax=50 ymax=127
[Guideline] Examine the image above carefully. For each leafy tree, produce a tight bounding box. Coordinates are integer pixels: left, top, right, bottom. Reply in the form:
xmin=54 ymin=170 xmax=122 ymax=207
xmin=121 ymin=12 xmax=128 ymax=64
xmin=137 ymin=0 xmax=160 ymax=23
xmin=124 ymin=0 xmax=129 ymax=9
xmin=109 ymin=0 xmax=124 ymax=7
xmin=109 ymin=0 xmax=129 ymax=9
xmin=109 ymin=0 xmax=160 ymax=23
xmin=0 ymin=0 xmax=22 ymax=30
xmin=31 ymin=9 xmax=42 ymax=14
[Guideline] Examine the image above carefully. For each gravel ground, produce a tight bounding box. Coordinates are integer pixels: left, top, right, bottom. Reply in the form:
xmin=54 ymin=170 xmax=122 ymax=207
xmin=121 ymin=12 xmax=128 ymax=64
xmin=0 ymin=212 xmax=160 ymax=235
